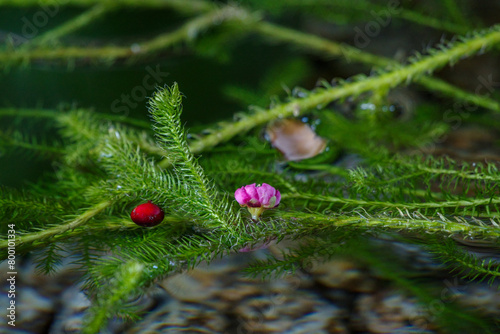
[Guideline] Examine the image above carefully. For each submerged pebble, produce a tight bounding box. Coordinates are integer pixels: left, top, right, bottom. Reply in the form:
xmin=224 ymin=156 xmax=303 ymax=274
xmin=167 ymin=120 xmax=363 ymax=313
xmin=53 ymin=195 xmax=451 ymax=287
xmin=126 ymin=299 xmax=227 ymax=333
xmin=308 ymin=258 xmax=376 ymax=293
xmin=3 ymin=242 xmax=499 ymax=333
xmin=353 ymin=290 xmax=425 ymax=333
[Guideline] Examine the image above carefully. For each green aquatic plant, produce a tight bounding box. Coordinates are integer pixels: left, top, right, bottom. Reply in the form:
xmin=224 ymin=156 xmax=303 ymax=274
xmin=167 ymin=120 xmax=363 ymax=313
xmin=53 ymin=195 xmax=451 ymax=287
xmin=1 ymin=0 xmax=500 ymax=332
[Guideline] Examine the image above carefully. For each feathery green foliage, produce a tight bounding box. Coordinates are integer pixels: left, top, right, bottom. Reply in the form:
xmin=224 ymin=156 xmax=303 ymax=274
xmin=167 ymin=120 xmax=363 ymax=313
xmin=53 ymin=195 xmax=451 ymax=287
xmin=82 ymin=261 xmax=145 ymax=334
xmin=1 ymin=0 xmax=500 ymax=332
xmin=427 ymin=238 xmax=500 ymax=285
xmin=149 ymin=84 xmax=239 ymax=229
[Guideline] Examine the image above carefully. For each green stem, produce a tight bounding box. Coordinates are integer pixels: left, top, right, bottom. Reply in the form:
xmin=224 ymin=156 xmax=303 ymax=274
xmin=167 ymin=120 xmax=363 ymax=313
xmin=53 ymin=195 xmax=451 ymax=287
xmin=267 ymin=0 xmax=468 ymax=34
xmin=284 ymin=192 xmax=500 ymax=211
xmin=0 ymin=108 xmax=164 ymax=156
xmin=83 ymin=261 xmax=144 ymax=334
xmin=397 ymin=160 xmax=500 ymax=182
xmin=165 ymin=25 xmax=500 ymax=164
xmin=150 ymin=84 xmax=236 ymax=229
xmin=141 ymin=6 xmax=248 ymax=54
xmin=26 ymin=4 xmax=113 ymax=47
xmin=0 ymin=108 xmax=151 ymax=128
xmin=0 ymin=6 xmax=249 ymax=65
xmin=439 ymin=245 xmax=500 ymax=280
xmin=0 ymin=133 xmax=64 ymax=155
xmin=0 ymin=0 xmax=213 ymax=13
xmin=282 ymin=211 xmax=500 ymax=239
xmin=416 ymin=76 xmax=500 ymax=112
xmin=253 ymin=21 xmax=500 ymax=112
xmin=287 ymin=162 xmax=350 ymax=177
xmin=1 ymin=2 xmax=497 ymax=114
xmin=354 ymin=170 xmax=428 ymax=188
xmin=254 ymin=21 xmax=388 ymax=67
xmin=0 ymin=200 xmax=112 ymax=250
xmin=0 ymin=216 xmax=185 ymax=257
xmin=396 ymin=7 xmax=469 ymax=35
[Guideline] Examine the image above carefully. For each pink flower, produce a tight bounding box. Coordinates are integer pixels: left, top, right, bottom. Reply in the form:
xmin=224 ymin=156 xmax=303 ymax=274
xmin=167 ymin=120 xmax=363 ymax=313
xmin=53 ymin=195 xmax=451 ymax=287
xmin=235 ymin=183 xmax=281 ymax=220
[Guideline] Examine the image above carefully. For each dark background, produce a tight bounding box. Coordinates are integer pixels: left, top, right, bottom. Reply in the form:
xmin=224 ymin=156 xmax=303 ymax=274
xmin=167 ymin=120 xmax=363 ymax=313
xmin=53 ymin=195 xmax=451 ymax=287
xmin=1 ymin=1 xmax=500 ymax=187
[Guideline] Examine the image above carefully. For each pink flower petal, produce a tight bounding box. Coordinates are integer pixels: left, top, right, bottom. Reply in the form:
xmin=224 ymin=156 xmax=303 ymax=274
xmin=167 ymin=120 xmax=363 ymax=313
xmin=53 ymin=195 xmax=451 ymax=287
xmin=245 ymin=183 xmax=259 ymax=201
xmin=235 ymin=187 xmax=251 ymax=206
xmin=274 ymin=189 xmax=281 ymax=207
xmin=242 ymin=183 xmax=261 ymax=208
xmin=257 ymin=183 xmax=275 ymax=206
xmin=235 ymin=183 xmax=281 ymax=216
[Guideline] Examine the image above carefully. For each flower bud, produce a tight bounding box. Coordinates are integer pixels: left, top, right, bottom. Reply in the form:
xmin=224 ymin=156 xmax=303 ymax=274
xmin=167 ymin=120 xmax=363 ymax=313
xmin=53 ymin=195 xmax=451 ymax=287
xmin=235 ymin=183 xmax=281 ymax=220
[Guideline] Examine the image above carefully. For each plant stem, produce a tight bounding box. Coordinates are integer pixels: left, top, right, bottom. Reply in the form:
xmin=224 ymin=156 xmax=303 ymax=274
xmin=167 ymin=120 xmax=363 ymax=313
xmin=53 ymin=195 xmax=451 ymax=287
xmin=284 ymin=192 xmax=500 ymax=210
xmin=26 ymin=4 xmax=113 ymax=47
xmin=1 ymin=2 xmax=497 ymax=114
xmin=286 ymin=162 xmax=350 ymax=177
xmin=139 ymin=6 xmax=249 ymax=54
xmin=293 ymin=0 xmax=469 ymax=34
xmin=396 ymin=7 xmax=469 ymax=34
xmin=252 ymin=21 xmax=500 ymax=112
xmin=82 ymin=261 xmax=144 ymax=334
xmin=282 ymin=211 xmax=500 ymax=239
xmin=0 ymin=200 xmax=112 ymax=250
xmin=168 ymin=25 xmax=500 ymax=164
xmin=0 ymin=108 xmax=151 ymax=128
xmin=0 ymin=132 xmax=64 ymax=155
xmin=0 ymin=0 xmax=213 ymax=13
xmin=409 ymin=163 xmax=500 ymax=182
xmin=0 ymin=6 xmax=249 ymax=65
xmin=0 ymin=216 xmax=185 ymax=257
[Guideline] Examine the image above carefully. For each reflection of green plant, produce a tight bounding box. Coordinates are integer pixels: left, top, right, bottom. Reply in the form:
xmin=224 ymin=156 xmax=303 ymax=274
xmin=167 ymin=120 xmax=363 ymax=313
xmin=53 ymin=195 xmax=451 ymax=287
xmin=1 ymin=0 xmax=500 ymax=332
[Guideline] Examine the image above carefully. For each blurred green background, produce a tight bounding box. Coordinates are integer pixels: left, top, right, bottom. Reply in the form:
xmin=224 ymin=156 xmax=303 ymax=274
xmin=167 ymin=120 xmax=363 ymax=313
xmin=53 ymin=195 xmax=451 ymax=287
xmin=0 ymin=5 xmax=316 ymax=187
xmin=1 ymin=0 xmax=500 ymax=187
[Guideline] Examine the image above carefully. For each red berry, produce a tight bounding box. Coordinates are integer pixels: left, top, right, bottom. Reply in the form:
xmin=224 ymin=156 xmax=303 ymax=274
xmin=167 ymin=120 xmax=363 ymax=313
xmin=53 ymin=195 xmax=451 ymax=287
xmin=130 ymin=201 xmax=165 ymax=227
